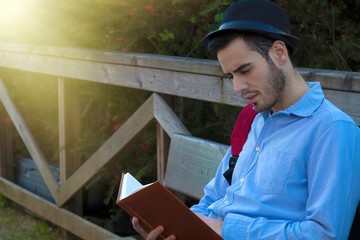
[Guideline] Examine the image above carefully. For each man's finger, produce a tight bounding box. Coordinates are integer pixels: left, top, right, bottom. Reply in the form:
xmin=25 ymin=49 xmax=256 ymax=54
xmin=132 ymin=217 xmax=148 ymax=238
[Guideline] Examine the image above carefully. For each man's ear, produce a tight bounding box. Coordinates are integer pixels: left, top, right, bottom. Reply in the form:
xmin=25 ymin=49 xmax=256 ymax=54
xmin=271 ymin=40 xmax=288 ymax=65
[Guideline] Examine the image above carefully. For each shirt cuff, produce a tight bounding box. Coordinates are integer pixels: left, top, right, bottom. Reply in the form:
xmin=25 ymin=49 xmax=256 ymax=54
xmin=222 ymin=213 xmax=251 ymax=240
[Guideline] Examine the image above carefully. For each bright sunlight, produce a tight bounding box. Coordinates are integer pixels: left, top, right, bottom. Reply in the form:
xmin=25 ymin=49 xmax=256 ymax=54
xmin=0 ymin=0 xmax=33 ymax=24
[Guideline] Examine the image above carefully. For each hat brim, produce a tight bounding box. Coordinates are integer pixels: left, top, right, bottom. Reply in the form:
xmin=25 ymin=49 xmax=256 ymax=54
xmin=202 ymin=20 xmax=299 ymax=55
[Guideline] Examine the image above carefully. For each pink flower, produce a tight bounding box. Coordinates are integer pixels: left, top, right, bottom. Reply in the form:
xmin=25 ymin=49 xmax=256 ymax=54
xmin=319 ymin=12 xmax=325 ymax=19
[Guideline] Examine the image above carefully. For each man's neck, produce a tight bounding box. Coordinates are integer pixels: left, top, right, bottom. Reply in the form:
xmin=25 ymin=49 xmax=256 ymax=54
xmin=272 ymin=71 xmax=309 ymax=113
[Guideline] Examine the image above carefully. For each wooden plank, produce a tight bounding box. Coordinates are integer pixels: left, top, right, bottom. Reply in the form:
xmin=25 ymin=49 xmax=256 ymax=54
xmin=322 ymin=89 xmax=360 ymax=125
xmin=0 ymin=79 xmax=59 ymax=201
xmin=58 ymin=77 xmax=82 ymax=182
xmin=0 ymin=102 xmax=13 ymax=180
xmin=0 ymin=51 xmax=245 ymax=107
xmin=0 ymin=43 xmax=359 ymax=93
xmin=156 ymin=124 xmax=168 ymax=183
xmin=0 ymin=44 xmax=359 ymax=105
xmin=0 ymin=42 xmax=222 ymax=77
xmin=299 ymin=68 xmax=360 ymax=93
xmin=1 ymin=49 xmax=359 ymax=125
xmin=0 ymin=176 xmax=133 ymax=240
xmin=57 ymin=94 xmax=156 ymax=206
xmin=165 ymin=133 xmax=229 ymax=200
xmin=58 ymin=77 xmax=83 ymax=239
xmin=155 ymin=94 xmax=185 ymax=183
xmin=153 ymin=94 xmax=190 ymax=137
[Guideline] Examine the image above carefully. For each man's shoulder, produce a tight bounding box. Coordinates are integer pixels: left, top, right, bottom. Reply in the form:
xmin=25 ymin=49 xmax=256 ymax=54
xmin=317 ymin=98 xmax=356 ymax=125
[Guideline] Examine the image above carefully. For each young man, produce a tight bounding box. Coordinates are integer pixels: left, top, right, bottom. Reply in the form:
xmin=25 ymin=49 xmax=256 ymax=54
xmin=133 ymin=0 xmax=360 ymax=239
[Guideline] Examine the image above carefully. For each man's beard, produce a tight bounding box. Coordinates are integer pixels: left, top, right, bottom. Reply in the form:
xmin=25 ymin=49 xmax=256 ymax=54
xmin=250 ymin=60 xmax=286 ymax=112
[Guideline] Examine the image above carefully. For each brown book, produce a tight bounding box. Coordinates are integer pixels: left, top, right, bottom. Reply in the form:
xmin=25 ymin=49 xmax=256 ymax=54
xmin=116 ymin=172 xmax=223 ymax=240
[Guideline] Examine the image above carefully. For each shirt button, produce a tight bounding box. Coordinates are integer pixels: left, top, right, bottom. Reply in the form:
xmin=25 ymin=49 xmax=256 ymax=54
xmin=224 ymin=200 xmax=229 ymax=205
xmin=240 ymin=178 xmax=245 ymax=183
xmin=255 ymin=146 xmax=261 ymax=152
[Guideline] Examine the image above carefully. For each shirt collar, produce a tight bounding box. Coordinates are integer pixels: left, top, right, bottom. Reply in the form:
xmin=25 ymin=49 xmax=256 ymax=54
xmin=261 ymin=82 xmax=324 ymax=118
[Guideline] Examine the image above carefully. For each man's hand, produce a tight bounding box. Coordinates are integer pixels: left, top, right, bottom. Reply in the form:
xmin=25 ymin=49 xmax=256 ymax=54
xmin=195 ymin=213 xmax=223 ymax=235
xmin=132 ymin=217 xmax=176 ymax=240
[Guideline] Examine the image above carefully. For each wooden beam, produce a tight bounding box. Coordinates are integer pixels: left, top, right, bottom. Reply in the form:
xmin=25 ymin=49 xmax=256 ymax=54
xmin=153 ymin=94 xmax=190 ymax=137
xmin=0 ymin=51 xmax=244 ymax=107
xmin=0 ymin=44 xmax=359 ymax=124
xmin=155 ymin=94 xmax=186 ymax=183
xmin=156 ymin=124 xmax=168 ymax=183
xmin=0 ymin=79 xmax=59 ymax=201
xmin=58 ymin=77 xmax=83 ymax=239
xmin=0 ymin=176 xmax=133 ymax=240
xmin=0 ymin=43 xmax=359 ymax=93
xmin=57 ymin=94 xmax=156 ymax=206
xmin=58 ymin=77 xmax=82 ymax=183
xmin=165 ymin=134 xmax=228 ymax=200
xmin=0 ymin=101 xmax=13 ymax=180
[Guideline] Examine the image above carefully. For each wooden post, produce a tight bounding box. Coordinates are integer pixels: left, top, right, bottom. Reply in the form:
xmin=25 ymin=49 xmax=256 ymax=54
xmin=0 ymin=101 xmax=13 ymax=180
xmin=58 ymin=77 xmax=83 ymax=239
xmin=156 ymin=95 xmax=183 ymax=183
xmin=156 ymin=124 xmax=169 ymax=183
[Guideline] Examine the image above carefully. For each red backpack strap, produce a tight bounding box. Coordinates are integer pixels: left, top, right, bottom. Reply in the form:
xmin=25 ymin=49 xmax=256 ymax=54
xmin=223 ymin=104 xmax=257 ymax=184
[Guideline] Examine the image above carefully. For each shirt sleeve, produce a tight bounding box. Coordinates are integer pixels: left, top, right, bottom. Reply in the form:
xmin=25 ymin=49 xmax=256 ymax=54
xmin=190 ymin=147 xmax=232 ymax=216
xmin=222 ymin=121 xmax=360 ymax=240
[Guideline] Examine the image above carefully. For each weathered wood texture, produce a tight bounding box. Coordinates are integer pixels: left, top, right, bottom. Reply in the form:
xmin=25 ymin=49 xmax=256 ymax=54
xmin=165 ymin=133 xmax=229 ymax=200
xmin=58 ymin=77 xmax=83 ymax=238
xmin=0 ymin=102 xmax=13 ymax=180
xmin=0 ymin=43 xmax=359 ymax=124
xmin=57 ymin=93 xmax=188 ymax=206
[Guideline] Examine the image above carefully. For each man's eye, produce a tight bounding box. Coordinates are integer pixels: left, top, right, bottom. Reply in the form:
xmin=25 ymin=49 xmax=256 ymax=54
xmin=241 ymin=69 xmax=250 ymax=74
xmin=222 ymin=74 xmax=233 ymax=80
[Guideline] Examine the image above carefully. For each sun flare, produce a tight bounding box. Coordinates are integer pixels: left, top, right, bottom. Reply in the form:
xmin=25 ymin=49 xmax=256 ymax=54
xmin=0 ymin=0 xmax=34 ymax=26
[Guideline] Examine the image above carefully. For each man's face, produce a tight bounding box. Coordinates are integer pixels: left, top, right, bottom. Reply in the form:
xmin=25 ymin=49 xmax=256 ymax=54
xmin=217 ymin=37 xmax=285 ymax=112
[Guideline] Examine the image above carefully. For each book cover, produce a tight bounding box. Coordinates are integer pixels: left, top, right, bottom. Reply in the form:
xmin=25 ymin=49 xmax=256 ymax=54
xmin=117 ymin=172 xmax=222 ymax=240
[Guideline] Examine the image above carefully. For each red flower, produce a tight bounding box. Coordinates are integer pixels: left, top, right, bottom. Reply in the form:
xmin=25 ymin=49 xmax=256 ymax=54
xmin=112 ymin=124 xmax=121 ymax=131
xmin=115 ymin=37 xmax=125 ymax=43
xmin=99 ymin=126 xmax=106 ymax=132
xmin=145 ymin=4 xmax=154 ymax=13
xmin=145 ymin=4 xmax=160 ymax=16
xmin=319 ymin=12 xmax=325 ymax=19
xmin=140 ymin=142 xmax=151 ymax=150
xmin=111 ymin=116 xmax=120 ymax=122
xmin=129 ymin=9 xmax=136 ymax=17
xmin=3 ymin=117 xmax=11 ymax=125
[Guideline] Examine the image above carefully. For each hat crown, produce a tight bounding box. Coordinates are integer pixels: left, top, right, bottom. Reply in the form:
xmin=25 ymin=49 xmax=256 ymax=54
xmin=222 ymin=0 xmax=291 ymax=35
xmin=203 ymin=0 xmax=299 ymax=55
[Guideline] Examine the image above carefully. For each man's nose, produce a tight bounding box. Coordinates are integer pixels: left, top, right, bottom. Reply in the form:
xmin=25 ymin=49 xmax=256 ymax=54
xmin=232 ymin=76 xmax=248 ymax=93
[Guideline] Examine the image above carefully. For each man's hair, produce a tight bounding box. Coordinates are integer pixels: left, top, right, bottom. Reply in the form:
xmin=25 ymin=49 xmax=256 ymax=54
xmin=207 ymin=31 xmax=275 ymax=62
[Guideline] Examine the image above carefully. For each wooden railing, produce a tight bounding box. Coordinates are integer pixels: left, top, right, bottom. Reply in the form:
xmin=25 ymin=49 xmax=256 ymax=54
xmin=0 ymin=42 xmax=359 ymax=239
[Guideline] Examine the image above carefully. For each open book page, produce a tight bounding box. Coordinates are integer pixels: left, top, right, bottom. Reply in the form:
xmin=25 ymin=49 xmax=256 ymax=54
xmin=118 ymin=172 xmax=153 ymax=200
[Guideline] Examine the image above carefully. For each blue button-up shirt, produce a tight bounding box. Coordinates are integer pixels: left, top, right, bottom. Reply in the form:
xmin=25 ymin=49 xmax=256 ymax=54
xmin=191 ymin=82 xmax=360 ymax=239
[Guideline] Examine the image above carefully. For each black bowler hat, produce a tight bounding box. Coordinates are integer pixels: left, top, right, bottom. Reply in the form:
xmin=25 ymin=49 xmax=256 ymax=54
xmin=203 ymin=0 xmax=299 ymax=55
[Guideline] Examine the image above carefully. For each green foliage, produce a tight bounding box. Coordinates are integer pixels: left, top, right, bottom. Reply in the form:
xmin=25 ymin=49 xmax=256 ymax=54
xmin=0 ymin=199 xmax=62 ymax=239
xmin=0 ymin=194 xmax=7 ymax=207
xmin=1 ymin=0 xmax=358 ymax=69
xmin=281 ymin=0 xmax=360 ymax=71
